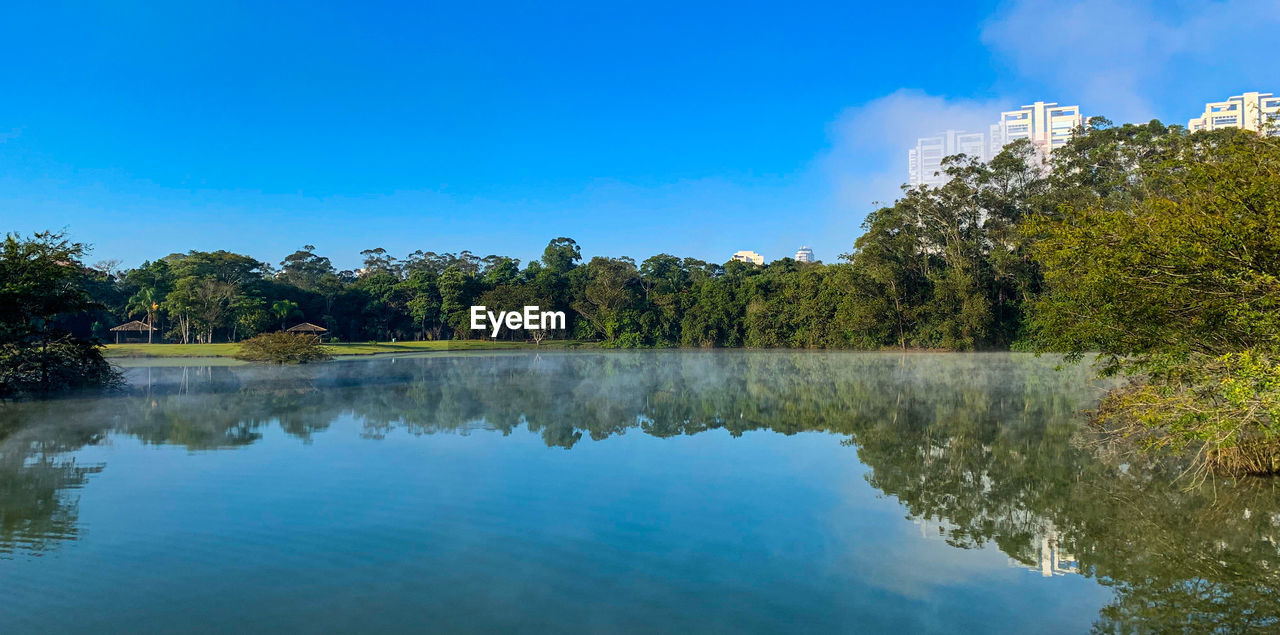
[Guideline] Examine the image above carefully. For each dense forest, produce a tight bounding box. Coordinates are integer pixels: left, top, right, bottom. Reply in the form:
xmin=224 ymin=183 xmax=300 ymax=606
xmin=4 ymin=118 xmax=1279 ymax=474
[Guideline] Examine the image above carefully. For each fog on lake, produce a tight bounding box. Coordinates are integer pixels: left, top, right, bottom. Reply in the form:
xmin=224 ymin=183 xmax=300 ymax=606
xmin=1 ymin=352 xmax=1277 ymax=633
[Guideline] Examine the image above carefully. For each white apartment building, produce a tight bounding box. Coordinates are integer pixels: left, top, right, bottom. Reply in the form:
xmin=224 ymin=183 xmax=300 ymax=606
xmin=907 ymin=101 xmax=1083 ymax=187
xmin=992 ymin=101 xmax=1084 ymax=153
xmin=907 ymin=130 xmax=988 ymax=187
xmin=794 ymin=246 xmax=814 ymax=263
xmin=1188 ymin=92 xmax=1280 ymax=136
xmin=731 ymin=250 xmax=764 ymax=265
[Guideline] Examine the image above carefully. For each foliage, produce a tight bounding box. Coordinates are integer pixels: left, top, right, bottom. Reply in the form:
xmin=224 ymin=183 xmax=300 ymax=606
xmin=1095 ymin=352 xmax=1280 ymax=477
xmin=0 ymin=335 xmax=122 ymax=398
xmin=233 ymin=332 xmax=332 ymax=364
xmin=1029 ymin=127 xmax=1280 ymax=475
xmin=0 ymin=231 xmax=121 ymax=398
xmin=103 ymin=339 xmax=589 ymax=358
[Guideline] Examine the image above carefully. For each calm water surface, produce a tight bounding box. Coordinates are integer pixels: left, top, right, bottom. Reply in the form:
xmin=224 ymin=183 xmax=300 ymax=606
xmin=1 ymin=352 xmax=1277 ymax=633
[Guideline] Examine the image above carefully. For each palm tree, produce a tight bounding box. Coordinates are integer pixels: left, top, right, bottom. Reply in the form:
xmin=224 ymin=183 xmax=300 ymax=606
xmin=272 ymin=299 xmax=300 ymax=331
xmin=126 ymin=288 xmax=161 ymax=343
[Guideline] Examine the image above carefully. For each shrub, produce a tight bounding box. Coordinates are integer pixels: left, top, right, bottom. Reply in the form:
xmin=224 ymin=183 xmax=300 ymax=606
xmin=234 ymin=332 xmax=331 ymax=364
xmin=0 ymin=335 xmax=123 ymax=399
xmin=1094 ymin=351 xmax=1280 ymax=478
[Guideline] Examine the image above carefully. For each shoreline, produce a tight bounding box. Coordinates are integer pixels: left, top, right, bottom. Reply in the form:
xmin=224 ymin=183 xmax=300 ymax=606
xmin=105 ymin=341 xmax=1049 ymax=362
xmin=104 ymin=340 xmax=593 ymax=359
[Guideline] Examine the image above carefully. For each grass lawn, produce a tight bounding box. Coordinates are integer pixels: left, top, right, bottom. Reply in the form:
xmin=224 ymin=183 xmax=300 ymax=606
xmin=104 ymin=339 xmax=591 ymax=358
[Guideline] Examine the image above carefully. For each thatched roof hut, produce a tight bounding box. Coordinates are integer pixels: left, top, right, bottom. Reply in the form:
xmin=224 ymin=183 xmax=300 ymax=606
xmin=109 ymin=320 xmax=156 ymax=343
xmin=285 ymin=322 xmax=328 ymax=335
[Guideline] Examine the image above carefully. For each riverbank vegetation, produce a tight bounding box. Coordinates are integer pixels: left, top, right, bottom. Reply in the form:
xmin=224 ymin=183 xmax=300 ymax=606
xmin=233 ymin=332 xmax=332 ymax=364
xmin=4 ymin=119 xmax=1278 ymax=474
xmin=1028 ymin=126 xmax=1280 ymax=477
xmin=103 ymin=339 xmax=588 ymax=359
xmin=0 ymin=232 xmax=121 ymax=399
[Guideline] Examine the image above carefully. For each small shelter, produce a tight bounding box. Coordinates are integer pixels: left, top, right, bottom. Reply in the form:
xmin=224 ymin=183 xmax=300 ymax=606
xmin=109 ymin=320 xmax=156 ymax=343
xmin=285 ymin=322 xmax=328 ymax=341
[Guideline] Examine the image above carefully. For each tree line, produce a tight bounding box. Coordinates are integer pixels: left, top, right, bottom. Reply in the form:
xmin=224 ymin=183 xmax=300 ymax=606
xmin=37 ymin=119 xmax=1267 ymax=356
xmin=5 ymin=138 xmax=1056 ymax=351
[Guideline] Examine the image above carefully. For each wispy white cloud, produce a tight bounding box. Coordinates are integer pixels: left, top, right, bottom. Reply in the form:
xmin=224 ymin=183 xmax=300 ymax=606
xmin=814 ymin=90 xmax=1011 ymax=237
xmin=818 ymin=0 xmax=1280 ymax=230
xmin=981 ymin=0 xmax=1280 ymax=122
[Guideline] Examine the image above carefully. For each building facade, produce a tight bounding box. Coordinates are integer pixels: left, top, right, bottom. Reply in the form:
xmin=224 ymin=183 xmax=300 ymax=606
xmin=992 ymin=101 xmax=1083 ymax=153
xmin=1188 ymin=92 xmax=1280 ymax=136
xmin=907 ymin=101 xmax=1084 ymax=187
xmin=907 ymin=130 xmax=988 ymax=187
xmin=731 ymin=250 xmax=764 ymax=265
xmin=794 ymin=246 xmax=814 ymax=263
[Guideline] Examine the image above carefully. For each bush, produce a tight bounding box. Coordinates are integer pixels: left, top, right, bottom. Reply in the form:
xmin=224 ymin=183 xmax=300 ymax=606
xmin=1095 ymin=351 xmax=1280 ymax=477
xmin=234 ymin=332 xmax=331 ymax=364
xmin=0 ymin=335 xmax=122 ymax=399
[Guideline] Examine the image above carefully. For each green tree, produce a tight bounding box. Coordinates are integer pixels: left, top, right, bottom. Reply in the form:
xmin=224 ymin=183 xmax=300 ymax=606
xmin=125 ymin=287 xmax=162 ymax=343
xmin=1029 ymin=128 xmax=1280 ymax=475
xmin=400 ymin=269 xmax=442 ymax=340
xmin=0 ymin=231 xmax=120 ymax=397
xmin=165 ymin=277 xmax=237 ymax=343
xmin=271 ymin=299 xmax=301 ymax=331
xmin=573 ymin=257 xmax=641 ymax=343
xmin=278 ymin=245 xmax=336 ymax=292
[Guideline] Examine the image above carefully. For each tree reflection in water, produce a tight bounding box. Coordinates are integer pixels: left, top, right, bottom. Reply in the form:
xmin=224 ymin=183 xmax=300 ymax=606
xmin=1 ymin=352 xmax=1276 ymax=630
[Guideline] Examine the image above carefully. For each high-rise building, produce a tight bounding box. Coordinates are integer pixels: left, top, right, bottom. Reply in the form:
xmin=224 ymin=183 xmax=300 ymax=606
xmin=1188 ymin=92 xmax=1280 ymax=136
xmin=907 ymin=130 xmax=988 ymax=187
xmin=992 ymin=101 xmax=1083 ymax=153
xmin=731 ymin=250 xmax=764 ymax=265
xmin=988 ymin=122 xmax=1004 ymax=159
xmin=907 ymin=101 xmax=1084 ymax=187
xmin=794 ymin=246 xmax=814 ymax=263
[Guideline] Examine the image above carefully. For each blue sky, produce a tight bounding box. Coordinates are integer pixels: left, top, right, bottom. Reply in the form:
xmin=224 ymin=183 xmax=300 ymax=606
xmin=2 ymin=0 xmax=1278 ymax=270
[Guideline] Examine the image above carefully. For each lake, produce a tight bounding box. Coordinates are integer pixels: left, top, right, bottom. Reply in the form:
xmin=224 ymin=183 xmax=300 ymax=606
xmin=1 ymin=351 xmax=1277 ymax=633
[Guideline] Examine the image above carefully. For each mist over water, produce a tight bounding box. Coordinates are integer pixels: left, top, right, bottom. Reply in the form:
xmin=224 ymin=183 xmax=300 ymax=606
xmin=1 ymin=352 xmax=1276 ymax=632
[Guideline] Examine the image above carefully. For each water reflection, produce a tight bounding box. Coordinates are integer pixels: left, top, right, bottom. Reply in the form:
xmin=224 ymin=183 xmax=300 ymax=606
xmin=1 ymin=351 xmax=1277 ymax=630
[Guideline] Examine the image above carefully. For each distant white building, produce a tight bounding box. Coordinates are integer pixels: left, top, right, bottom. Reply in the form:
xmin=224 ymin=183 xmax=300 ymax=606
xmin=731 ymin=250 xmax=764 ymax=265
xmin=907 ymin=101 xmax=1084 ymax=187
xmin=908 ymin=130 xmax=989 ymax=187
xmin=794 ymin=246 xmax=815 ymax=263
xmin=1188 ymin=92 xmax=1280 ymax=136
xmin=992 ymin=101 xmax=1083 ymax=153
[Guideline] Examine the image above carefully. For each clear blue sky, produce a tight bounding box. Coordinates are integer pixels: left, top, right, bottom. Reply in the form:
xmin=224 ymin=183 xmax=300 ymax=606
xmin=2 ymin=1 xmax=1277 ymax=270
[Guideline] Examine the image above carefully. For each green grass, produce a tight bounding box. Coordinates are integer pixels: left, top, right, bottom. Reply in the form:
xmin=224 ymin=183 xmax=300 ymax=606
xmin=104 ymin=339 xmax=591 ymax=358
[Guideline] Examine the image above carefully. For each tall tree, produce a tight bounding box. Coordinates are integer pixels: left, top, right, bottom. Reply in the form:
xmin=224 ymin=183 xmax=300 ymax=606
xmin=126 ymin=288 xmax=162 ymax=343
xmin=0 ymin=231 xmax=119 ymax=397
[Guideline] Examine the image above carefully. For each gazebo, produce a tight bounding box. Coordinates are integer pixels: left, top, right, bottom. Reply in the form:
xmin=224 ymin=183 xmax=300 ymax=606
xmin=109 ymin=320 xmax=156 ymax=343
xmin=285 ymin=322 xmax=328 ymax=341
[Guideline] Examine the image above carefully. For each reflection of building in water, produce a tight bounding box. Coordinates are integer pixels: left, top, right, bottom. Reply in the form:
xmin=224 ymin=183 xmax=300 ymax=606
xmin=912 ymin=516 xmax=1079 ymax=578
xmin=1011 ymin=526 xmax=1078 ymax=577
xmin=913 ymin=516 xmax=950 ymax=538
